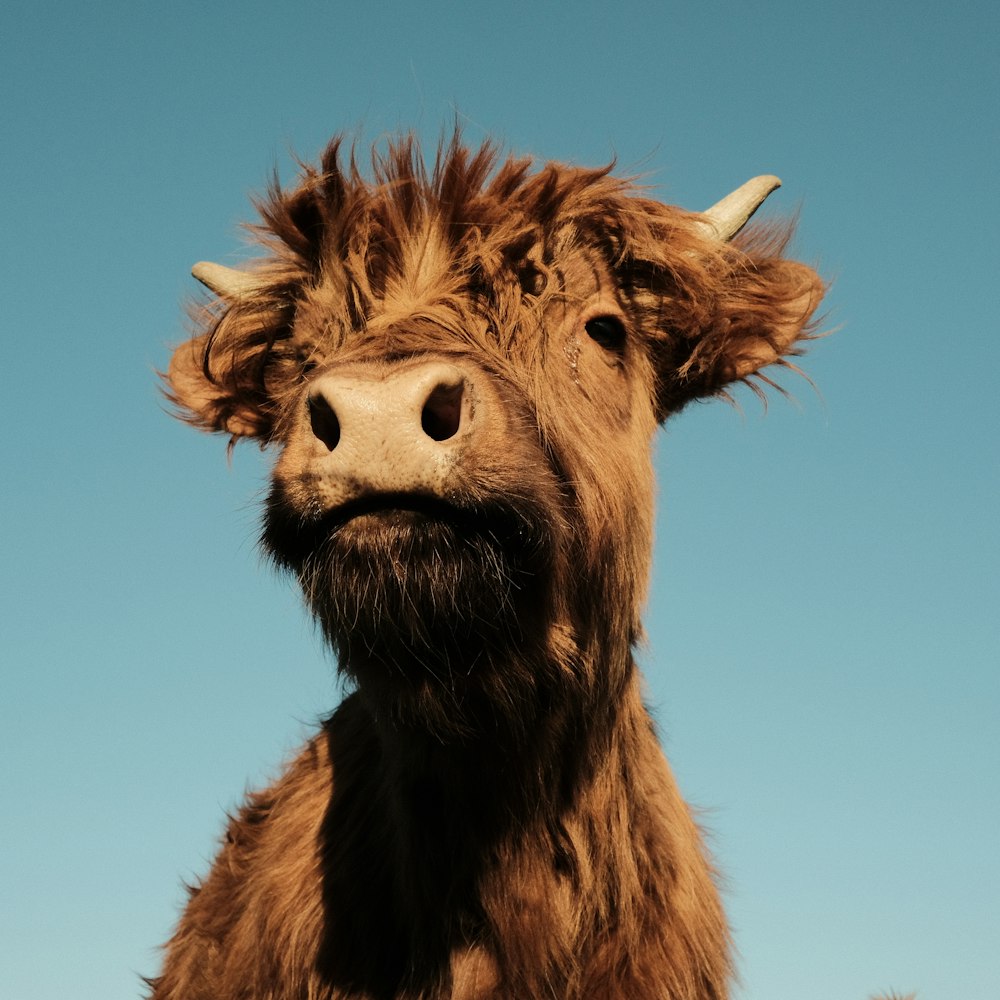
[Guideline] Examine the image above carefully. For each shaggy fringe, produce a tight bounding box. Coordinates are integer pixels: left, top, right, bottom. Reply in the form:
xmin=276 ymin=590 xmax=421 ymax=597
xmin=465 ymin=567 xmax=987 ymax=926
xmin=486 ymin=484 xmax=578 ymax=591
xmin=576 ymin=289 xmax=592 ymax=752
xmin=164 ymin=130 xmax=824 ymax=440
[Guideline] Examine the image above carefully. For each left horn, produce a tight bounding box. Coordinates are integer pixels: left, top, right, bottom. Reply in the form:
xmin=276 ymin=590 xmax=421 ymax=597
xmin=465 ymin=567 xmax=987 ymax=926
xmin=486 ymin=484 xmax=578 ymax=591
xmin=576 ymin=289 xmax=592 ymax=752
xmin=699 ymin=175 xmax=782 ymax=241
xmin=191 ymin=261 xmax=265 ymax=300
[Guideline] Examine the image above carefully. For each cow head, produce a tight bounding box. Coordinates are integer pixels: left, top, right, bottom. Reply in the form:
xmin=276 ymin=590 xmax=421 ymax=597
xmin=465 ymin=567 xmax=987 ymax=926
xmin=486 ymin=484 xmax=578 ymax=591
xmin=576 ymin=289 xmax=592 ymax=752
xmin=166 ymin=135 xmax=823 ymax=739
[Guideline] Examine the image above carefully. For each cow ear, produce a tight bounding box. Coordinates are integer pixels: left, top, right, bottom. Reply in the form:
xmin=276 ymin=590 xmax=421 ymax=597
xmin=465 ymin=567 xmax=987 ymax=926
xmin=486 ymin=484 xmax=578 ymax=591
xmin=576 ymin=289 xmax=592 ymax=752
xmin=654 ymin=251 xmax=825 ymax=416
xmin=721 ymin=261 xmax=823 ymax=381
xmin=165 ymin=332 xmax=272 ymax=440
xmin=163 ymin=262 xmax=287 ymax=442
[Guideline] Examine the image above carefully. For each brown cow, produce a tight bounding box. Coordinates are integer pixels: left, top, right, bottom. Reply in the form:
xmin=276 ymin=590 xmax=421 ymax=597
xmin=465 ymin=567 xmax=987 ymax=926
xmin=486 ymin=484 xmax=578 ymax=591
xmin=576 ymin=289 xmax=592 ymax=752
xmin=151 ymin=133 xmax=824 ymax=1000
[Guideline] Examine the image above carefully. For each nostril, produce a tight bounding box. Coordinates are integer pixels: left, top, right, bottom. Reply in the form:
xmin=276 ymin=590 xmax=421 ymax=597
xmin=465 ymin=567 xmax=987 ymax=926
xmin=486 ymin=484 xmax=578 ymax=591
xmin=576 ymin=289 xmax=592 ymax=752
xmin=308 ymin=392 xmax=340 ymax=451
xmin=421 ymin=379 xmax=465 ymax=442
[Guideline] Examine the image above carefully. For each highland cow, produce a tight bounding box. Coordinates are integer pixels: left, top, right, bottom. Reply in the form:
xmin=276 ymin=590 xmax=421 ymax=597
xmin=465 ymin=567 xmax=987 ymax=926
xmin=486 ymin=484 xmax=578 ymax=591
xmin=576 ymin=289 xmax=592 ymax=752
xmin=151 ymin=133 xmax=824 ymax=1000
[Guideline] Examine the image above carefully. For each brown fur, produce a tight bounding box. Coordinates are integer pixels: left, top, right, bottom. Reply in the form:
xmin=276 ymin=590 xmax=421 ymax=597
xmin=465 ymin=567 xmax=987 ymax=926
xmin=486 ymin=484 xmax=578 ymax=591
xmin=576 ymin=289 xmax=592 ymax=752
xmin=152 ymin=133 xmax=824 ymax=1000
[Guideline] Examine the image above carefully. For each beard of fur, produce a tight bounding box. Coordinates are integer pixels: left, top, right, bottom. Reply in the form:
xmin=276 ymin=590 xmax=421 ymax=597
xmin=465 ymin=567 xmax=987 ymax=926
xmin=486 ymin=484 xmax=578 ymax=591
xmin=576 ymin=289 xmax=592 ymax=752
xmin=262 ymin=489 xmax=567 ymax=740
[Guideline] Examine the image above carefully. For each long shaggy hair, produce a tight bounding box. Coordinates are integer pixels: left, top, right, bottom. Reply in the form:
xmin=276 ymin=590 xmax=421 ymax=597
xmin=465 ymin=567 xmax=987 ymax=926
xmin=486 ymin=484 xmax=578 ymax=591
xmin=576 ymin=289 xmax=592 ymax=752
xmin=153 ymin=132 xmax=827 ymax=1000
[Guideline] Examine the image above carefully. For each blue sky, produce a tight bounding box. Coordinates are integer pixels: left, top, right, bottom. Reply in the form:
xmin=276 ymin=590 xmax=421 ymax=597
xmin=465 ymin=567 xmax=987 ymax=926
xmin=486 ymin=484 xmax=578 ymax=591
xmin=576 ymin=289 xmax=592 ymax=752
xmin=2 ymin=2 xmax=996 ymax=998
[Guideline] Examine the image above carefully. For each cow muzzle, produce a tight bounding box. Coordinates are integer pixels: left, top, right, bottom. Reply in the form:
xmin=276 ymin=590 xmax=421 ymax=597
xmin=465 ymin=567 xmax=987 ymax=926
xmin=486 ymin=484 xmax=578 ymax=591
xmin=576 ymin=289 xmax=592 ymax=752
xmin=296 ymin=359 xmax=483 ymax=511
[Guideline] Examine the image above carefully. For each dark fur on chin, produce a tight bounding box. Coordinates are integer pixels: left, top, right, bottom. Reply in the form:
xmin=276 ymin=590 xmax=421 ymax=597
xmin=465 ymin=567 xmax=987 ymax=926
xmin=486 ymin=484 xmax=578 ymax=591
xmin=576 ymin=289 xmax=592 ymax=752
xmin=262 ymin=485 xmax=562 ymax=735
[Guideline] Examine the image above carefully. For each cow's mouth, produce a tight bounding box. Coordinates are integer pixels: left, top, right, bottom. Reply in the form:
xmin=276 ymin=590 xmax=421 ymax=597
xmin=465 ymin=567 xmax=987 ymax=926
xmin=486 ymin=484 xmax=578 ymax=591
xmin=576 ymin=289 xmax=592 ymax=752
xmin=263 ymin=485 xmax=547 ymax=574
xmin=324 ymin=492 xmax=470 ymax=532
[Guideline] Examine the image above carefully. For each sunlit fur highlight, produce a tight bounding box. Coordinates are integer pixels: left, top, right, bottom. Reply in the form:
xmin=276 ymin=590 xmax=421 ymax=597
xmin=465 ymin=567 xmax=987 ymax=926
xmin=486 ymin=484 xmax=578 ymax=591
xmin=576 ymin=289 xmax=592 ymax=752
xmin=154 ymin=132 xmax=827 ymax=1000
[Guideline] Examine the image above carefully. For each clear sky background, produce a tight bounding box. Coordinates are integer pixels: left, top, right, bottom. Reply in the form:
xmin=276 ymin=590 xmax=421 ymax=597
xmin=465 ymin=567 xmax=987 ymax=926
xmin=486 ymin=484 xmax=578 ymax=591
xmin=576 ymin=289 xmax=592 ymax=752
xmin=2 ymin=2 xmax=996 ymax=998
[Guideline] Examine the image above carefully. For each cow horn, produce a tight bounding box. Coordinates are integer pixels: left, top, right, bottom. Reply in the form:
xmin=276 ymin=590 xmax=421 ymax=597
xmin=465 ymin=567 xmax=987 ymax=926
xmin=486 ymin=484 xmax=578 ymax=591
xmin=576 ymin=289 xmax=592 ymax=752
xmin=700 ymin=175 xmax=782 ymax=241
xmin=191 ymin=261 xmax=264 ymax=300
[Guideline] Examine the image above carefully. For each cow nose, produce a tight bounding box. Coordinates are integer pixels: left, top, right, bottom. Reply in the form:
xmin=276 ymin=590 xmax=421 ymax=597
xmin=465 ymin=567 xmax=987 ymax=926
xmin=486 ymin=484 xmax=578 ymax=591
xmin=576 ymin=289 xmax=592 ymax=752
xmin=305 ymin=362 xmax=472 ymax=462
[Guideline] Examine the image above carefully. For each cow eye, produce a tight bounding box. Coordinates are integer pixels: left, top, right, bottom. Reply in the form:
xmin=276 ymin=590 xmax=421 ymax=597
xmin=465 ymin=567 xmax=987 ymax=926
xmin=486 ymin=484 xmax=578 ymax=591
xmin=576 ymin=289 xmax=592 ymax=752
xmin=584 ymin=316 xmax=626 ymax=354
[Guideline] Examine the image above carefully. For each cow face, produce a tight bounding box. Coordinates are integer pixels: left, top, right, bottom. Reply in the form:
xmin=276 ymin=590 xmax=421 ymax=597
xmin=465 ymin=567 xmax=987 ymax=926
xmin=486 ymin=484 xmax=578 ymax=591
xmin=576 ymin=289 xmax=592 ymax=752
xmin=165 ymin=136 xmax=822 ymax=736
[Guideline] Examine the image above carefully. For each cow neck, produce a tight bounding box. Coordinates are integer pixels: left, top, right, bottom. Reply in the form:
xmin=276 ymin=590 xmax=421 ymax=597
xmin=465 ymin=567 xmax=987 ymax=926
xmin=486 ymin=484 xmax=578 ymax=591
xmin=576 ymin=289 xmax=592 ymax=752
xmin=316 ymin=640 xmax=664 ymax=995
xmin=360 ymin=640 xmax=645 ymax=885
xmin=362 ymin=624 xmax=636 ymax=827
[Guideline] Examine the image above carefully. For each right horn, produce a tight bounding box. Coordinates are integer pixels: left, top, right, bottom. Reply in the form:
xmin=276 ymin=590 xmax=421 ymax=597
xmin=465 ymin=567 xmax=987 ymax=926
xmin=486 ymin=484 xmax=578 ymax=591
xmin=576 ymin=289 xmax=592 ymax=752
xmin=699 ymin=175 xmax=782 ymax=241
